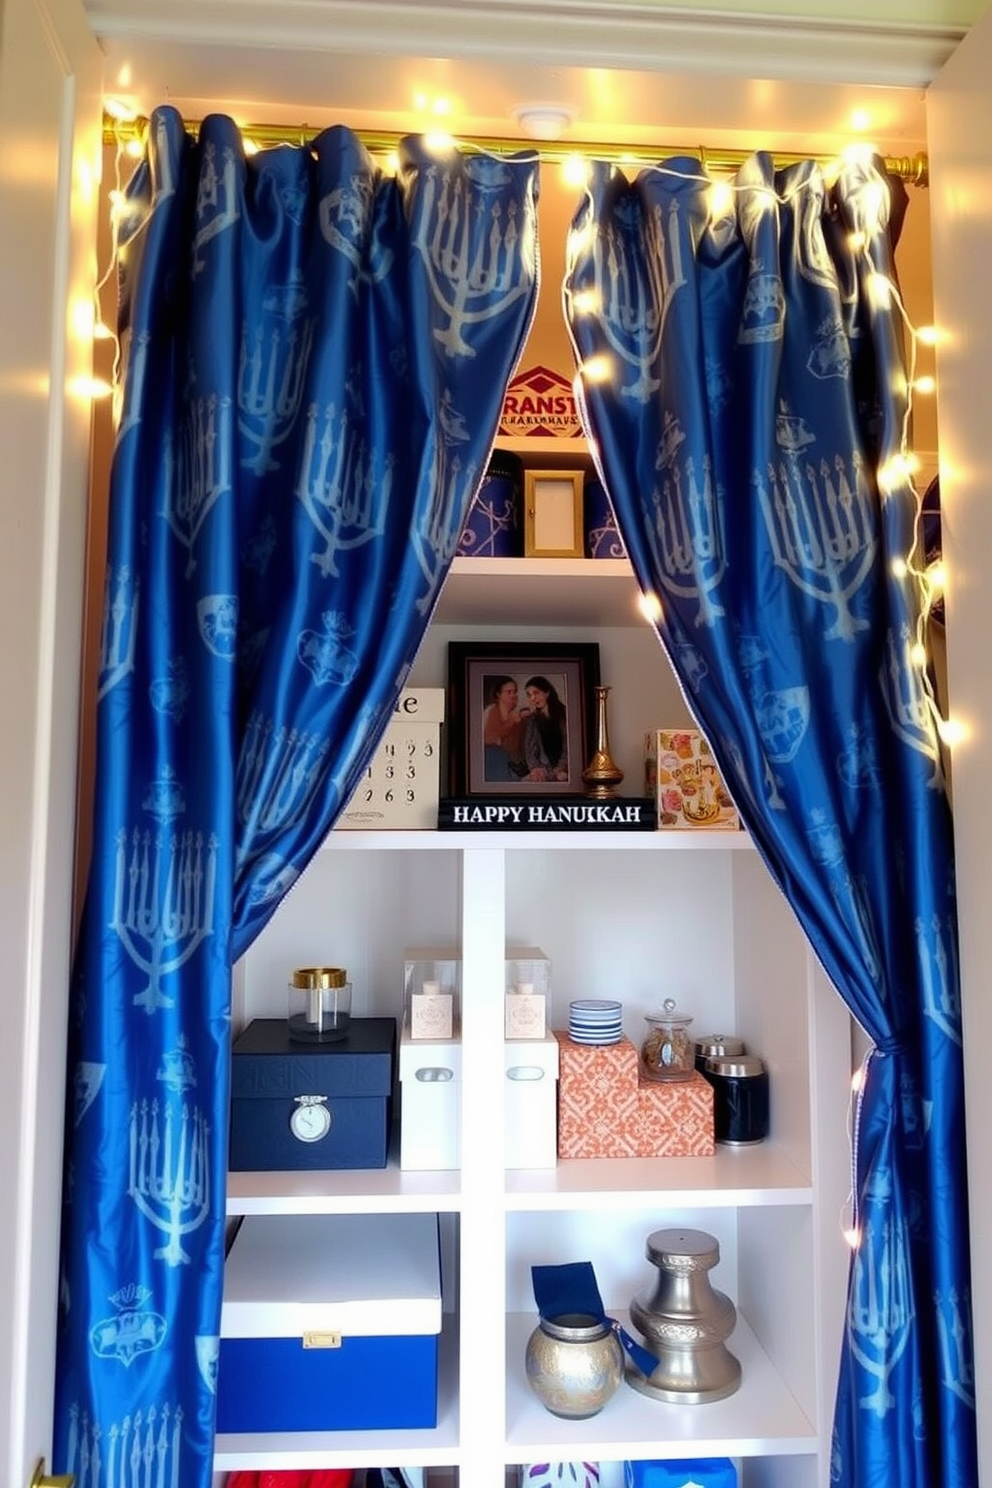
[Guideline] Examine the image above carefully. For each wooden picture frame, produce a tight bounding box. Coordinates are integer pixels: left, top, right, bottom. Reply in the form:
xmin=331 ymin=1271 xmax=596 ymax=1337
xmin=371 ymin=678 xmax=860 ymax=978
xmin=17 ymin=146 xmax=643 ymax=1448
xmin=446 ymin=641 xmax=600 ymax=797
xmin=524 ymin=469 xmax=584 ymax=558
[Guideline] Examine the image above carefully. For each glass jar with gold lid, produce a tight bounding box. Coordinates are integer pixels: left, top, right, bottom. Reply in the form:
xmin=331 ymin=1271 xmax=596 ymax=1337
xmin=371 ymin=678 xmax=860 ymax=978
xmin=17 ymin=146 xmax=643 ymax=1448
xmin=287 ymin=966 xmax=352 ymax=1043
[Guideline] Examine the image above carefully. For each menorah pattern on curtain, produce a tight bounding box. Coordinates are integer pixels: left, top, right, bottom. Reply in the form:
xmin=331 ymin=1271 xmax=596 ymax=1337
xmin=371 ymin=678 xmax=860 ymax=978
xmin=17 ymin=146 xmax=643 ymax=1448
xmin=54 ymin=106 xmax=538 ymax=1487
xmin=565 ymin=152 xmax=976 ymax=1488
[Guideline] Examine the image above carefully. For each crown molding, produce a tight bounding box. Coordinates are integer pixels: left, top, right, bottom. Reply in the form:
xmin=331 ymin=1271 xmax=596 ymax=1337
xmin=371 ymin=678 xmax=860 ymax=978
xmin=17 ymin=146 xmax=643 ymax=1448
xmin=86 ymin=0 xmax=966 ymax=89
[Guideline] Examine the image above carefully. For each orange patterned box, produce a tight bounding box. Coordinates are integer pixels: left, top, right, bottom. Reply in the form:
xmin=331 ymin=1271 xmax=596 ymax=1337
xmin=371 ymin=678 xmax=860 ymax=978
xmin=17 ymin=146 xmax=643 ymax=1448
xmin=555 ymin=1032 xmax=714 ymax=1158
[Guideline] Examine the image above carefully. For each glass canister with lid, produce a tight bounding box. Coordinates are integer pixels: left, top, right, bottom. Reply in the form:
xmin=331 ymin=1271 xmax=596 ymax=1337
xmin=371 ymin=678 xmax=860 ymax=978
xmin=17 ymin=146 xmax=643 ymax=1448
xmin=640 ymin=997 xmax=695 ymax=1081
xmin=694 ymin=1033 xmax=745 ymax=1074
xmin=287 ymin=965 xmax=353 ymax=1043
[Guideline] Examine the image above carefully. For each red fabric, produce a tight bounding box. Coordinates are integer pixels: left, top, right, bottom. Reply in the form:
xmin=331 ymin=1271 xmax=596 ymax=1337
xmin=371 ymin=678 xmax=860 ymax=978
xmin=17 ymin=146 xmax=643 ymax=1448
xmin=227 ymin=1473 xmax=354 ymax=1487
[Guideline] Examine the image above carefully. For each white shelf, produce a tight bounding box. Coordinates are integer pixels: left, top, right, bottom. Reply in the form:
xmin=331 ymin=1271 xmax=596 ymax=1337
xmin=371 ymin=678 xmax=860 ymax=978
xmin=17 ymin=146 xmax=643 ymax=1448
xmin=505 ymin=1311 xmax=817 ymax=1462
xmin=435 ymin=556 xmax=643 ymax=627
xmin=214 ymin=1319 xmax=460 ymax=1471
xmin=226 ymin=1160 xmax=462 ymax=1216
xmin=228 ymin=1144 xmax=810 ymax=1218
xmin=505 ymin=1143 xmax=813 ymax=1208
xmin=325 ymin=828 xmax=756 ymax=851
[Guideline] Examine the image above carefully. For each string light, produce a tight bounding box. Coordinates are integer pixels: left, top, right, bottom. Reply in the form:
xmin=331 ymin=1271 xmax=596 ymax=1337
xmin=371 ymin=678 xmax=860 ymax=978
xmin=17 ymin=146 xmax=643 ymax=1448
xmin=103 ymin=96 xmax=137 ymax=123
xmin=927 ymin=560 xmax=947 ymax=594
xmin=580 ymin=354 xmax=612 ymax=383
xmin=937 ymin=717 xmax=968 ymax=747
xmin=707 ymin=179 xmax=735 ymax=220
xmin=70 ymin=374 xmax=114 ymax=400
xmin=561 ymin=153 xmax=591 ymax=189
xmin=570 ymin=289 xmax=601 ymax=315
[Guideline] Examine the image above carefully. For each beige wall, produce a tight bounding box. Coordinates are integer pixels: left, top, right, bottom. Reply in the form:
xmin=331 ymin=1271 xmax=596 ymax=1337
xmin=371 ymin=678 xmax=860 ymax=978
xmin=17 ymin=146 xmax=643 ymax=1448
xmin=606 ymin=0 xmax=982 ymax=23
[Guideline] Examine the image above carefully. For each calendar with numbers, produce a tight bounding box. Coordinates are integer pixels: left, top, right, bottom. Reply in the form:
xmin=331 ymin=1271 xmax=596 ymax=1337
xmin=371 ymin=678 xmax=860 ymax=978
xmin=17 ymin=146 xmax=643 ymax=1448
xmin=337 ymin=688 xmax=445 ymax=830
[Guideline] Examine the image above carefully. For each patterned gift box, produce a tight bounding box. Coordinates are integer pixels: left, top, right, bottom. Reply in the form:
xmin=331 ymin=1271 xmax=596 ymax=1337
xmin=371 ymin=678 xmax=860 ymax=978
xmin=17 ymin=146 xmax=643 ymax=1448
xmin=555 ymin=1033 xmax=714 ymax=1158
xmin=644 ymin=729 xmax=740 ymax=831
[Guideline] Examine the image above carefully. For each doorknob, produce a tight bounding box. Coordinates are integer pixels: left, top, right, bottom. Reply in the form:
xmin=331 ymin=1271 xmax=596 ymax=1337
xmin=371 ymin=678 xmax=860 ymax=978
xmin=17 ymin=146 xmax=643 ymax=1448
xmin=29 ymin=1459 xmax=74 ymax=1488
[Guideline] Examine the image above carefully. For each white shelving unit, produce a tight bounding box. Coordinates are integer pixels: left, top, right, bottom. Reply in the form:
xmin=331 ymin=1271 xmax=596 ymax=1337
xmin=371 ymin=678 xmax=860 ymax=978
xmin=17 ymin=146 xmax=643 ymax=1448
xmin=218 ymin=543 xmax=855 ymax=1488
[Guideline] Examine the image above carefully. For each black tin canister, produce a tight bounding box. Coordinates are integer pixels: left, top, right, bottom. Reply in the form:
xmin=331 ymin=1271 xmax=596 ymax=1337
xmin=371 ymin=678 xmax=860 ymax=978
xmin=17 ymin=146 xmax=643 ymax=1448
xmin=704 ymin=1053 xmax=769 ymax=1145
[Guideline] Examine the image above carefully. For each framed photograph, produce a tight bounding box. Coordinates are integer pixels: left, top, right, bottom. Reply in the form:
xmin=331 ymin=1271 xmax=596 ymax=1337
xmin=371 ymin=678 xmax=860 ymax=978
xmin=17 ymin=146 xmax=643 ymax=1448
xmin=524 ymin=470 xmax=584 ymax=558
xmin=446 ymin=641 xmax=600 ymax=796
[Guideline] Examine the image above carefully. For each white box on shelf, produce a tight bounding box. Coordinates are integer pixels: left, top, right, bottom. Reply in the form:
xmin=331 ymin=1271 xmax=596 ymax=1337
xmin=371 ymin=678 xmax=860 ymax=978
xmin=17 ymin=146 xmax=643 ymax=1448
xmin=399 ymin=1021 xmax=462 ymax=1171
xmin=338 ymin=687 xmax=444 ymax=830
xmin=505 ymin=1031 xmax=559 ymax=1169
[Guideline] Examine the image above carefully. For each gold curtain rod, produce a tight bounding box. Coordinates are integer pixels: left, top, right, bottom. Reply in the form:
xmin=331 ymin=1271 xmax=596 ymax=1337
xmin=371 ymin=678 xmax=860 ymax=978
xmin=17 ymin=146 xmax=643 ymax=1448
xmin=104 ymin=114 xmax=929 ymax=187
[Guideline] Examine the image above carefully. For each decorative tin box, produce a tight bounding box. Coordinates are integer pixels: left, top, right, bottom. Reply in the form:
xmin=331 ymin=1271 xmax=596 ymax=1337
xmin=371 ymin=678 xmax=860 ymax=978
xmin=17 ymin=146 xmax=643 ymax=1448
xmin=644 ymin=729 xmax=740 ymax=831
xmin=555 ymin=1032 xmax=714 ymax=1158
xmin=584 ymin=476 xmax=626 ymax=559
xmin=229 ymin=1016 xmax=396 ymax=1171
xmin=337 ymin=688 xmax=444 ymax=830
xmin=457 ymin=448 xmax=524 ymax=557
xmin=399 ymin=1022 xmax=462 ymax=1171
xmin=217 ymin=1212 xmax=442 ymax=1434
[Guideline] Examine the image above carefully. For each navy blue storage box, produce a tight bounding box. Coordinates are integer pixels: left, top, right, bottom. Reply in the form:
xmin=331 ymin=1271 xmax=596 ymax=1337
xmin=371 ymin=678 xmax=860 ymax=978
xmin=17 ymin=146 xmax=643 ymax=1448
xmin=229 ymin=1016 xmax=395 ymax=1171
xmin=217 ymin=1212 xmax=441 ymax=1433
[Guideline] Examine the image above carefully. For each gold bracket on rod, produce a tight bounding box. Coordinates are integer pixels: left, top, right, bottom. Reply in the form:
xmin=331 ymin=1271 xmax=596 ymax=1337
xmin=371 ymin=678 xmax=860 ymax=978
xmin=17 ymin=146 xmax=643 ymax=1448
xmin=102 ymin=113 xmax=929 ymax=188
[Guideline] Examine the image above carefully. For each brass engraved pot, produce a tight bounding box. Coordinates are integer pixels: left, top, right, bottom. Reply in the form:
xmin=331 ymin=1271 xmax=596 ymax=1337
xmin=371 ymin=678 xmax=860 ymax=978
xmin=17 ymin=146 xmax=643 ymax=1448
xmin=626 ymin=1227 xmax=741 ymax=1404
xmin=524 ymin=1311 xmax=624 ymax=1418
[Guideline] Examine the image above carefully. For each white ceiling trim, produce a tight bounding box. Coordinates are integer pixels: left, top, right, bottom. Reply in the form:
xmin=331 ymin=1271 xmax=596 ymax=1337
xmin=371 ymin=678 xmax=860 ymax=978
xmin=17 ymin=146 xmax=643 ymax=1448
xmin=86 ymin=0 xmax=965 ymax=89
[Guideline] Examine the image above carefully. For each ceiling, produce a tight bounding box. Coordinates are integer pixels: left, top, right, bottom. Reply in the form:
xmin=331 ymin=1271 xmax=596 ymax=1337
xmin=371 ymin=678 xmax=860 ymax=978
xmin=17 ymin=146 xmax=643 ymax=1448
xmin=86 ymin=0 xmax=959 ymax=158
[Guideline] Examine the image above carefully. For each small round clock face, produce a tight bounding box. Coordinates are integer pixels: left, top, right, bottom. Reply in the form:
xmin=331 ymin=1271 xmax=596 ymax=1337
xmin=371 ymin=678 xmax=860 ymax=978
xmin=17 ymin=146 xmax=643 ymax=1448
xmin=289 ymin=1101 xmax=331 ymax=1143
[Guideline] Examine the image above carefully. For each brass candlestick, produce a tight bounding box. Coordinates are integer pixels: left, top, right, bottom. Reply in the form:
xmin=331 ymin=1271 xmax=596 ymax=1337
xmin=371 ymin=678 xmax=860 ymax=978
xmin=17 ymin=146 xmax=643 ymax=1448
xmin=582 ymin=684 xmax=625 ymax=799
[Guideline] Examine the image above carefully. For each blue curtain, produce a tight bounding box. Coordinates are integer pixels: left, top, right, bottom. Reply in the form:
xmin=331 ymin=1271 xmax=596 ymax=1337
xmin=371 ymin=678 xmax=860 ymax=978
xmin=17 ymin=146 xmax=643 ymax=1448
xmin=54 ymin=106 xmax=538 ymax=1486
xmin=565 ymin=153 xmax=976 ymax=1488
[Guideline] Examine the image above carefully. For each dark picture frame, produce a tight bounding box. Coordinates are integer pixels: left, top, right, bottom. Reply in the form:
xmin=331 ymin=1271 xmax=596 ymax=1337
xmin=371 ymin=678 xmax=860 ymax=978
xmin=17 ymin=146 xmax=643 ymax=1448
xmin=446 ymin=641 xmax=601 ymax=796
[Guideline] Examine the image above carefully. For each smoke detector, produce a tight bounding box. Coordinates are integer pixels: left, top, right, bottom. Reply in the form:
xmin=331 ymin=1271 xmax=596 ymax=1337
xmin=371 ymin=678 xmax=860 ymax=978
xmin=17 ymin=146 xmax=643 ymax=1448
xmin=512 ymin=105 xmax=577 ymax=142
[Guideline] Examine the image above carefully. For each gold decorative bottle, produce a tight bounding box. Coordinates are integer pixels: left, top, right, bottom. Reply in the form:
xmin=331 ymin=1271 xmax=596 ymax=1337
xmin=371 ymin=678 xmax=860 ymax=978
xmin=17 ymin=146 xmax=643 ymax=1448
xmin=582 ymin=684 xmax=624 ymax=799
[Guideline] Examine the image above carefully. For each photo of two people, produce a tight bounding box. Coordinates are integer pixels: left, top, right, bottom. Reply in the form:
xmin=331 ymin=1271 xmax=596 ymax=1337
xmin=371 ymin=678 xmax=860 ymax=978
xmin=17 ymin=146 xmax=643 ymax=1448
xmin=482 ymin=672 xmax=569 ymax=784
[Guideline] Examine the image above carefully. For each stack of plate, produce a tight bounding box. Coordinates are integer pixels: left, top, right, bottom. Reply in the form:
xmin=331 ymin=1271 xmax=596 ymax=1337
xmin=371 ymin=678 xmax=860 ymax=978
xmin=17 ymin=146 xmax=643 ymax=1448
xmin=568 ymin=998 xmax=623 ymax=1045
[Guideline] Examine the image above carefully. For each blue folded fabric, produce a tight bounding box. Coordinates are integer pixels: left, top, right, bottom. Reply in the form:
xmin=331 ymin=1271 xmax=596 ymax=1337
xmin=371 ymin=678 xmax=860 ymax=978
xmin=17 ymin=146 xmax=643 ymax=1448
xmin=532 ymin=1261 xmax=605 ymax=1323
xmin=530 ymin=1262 xmax=658 ymax=1378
